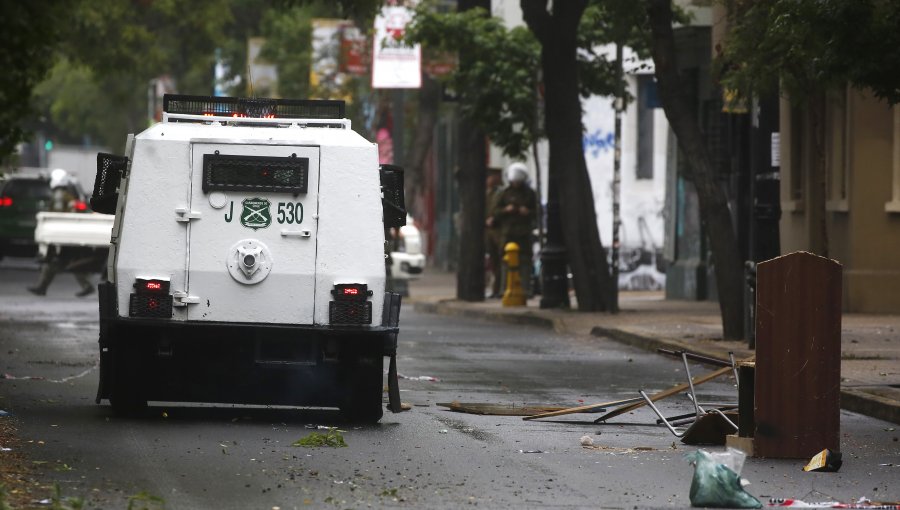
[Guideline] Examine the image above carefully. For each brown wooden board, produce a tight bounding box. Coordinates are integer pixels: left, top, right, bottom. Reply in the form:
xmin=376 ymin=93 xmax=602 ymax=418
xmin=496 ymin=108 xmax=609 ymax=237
xmin=754 ymin=252 xmax=842 ymax=458
xmin=438 ymin=402 xmax=569 ymax=416
xmin=522 ymin=397 xmax=643 ymax=421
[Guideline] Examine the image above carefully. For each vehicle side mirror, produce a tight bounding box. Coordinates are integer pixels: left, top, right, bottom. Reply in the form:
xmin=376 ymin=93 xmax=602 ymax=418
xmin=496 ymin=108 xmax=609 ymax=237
xmin=92 ymin=153 xmax=128 ymax=214
xmin=379 ymin=164 xmax=406 ymax=229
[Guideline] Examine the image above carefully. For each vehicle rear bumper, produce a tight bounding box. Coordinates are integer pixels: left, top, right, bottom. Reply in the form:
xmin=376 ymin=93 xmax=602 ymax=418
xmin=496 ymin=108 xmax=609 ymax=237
xmin=96 ymin=282 xmax=400 ymax=406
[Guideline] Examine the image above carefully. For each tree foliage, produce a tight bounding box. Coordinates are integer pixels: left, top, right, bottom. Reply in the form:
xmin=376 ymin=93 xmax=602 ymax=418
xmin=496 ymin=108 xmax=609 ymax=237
xmin=406 ymin=6 xmax=541 ymax=158
xmin=0 ymin=1 xmax=72 ymax=161
xmin=5 ymin=0 xmax=380 ymax=158
xmin=405 ymin=1 xmax=651 ymax=159
xmin=721 ymin=0 xmax=900 ymax=105
xmin=577 ymin=0 xmax=654 ymax=99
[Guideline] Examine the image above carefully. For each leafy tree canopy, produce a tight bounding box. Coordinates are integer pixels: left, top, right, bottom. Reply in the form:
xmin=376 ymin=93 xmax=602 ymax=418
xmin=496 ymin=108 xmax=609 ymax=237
xmin=405 ymin=1 xmax=655 ymax=159
xmin=721 ymin=0 xmax=900 ymax=105
xmin=406 ymin=6 xmax=541 ymax=158
xmin=5 ymin=0 xmax=381 ymax=158
xmin=0 ymin=1 xmax=73 ymax=161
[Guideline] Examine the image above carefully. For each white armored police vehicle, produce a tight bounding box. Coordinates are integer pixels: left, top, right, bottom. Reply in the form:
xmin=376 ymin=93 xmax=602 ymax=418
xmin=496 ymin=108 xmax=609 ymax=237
xmin=90 ymin=95 xmax=405 ymax=422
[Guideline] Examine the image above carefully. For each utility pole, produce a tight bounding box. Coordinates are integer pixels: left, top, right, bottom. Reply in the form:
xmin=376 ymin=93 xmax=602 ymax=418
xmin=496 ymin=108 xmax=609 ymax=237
xmin=610 ymin=41 xmax=624 ymax=313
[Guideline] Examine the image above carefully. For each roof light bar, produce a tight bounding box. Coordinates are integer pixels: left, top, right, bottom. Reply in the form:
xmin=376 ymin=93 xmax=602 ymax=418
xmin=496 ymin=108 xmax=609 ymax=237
xmin=163 ymin=94 xmax=345 ymax=120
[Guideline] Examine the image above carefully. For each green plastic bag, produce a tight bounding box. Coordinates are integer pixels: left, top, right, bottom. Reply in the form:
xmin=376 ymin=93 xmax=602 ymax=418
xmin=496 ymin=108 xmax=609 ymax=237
xmin=686 ymin=449 xmax=762 ymax=508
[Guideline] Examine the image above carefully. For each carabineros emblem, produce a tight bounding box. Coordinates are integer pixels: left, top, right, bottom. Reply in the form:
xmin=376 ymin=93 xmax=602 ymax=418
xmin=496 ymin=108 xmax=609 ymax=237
xmin=240 ymin=197 xmax=272 ymax=230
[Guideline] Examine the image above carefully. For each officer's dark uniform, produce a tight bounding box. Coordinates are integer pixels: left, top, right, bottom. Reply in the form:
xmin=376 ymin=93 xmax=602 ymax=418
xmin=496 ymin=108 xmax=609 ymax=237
xmin=492 ymin=181 xmax=536 ymax=294
xmin=28 ymin=186 xmax=94 ymax=297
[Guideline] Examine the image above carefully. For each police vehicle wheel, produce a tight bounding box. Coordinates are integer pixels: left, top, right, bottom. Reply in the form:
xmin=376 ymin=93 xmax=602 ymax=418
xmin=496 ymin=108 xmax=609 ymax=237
xmin=110 ymin=391 xmax=147 ymax=416
xmin=109 ymin=347 xmax=148 ymax=416
xmin=339 ymin=356 xmax=383 ymax=424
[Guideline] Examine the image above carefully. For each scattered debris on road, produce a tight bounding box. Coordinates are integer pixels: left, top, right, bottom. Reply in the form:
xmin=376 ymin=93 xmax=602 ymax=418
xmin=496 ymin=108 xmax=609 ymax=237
xmin=292 ymin=428 xmax=347 ymax=448
xmin=438 ymin=401 xmax=571 ymax=416
xmin=522 ymin=396 xmax=643 ymax=421
xmin=686 ymin=448 xmax=761 ymax=508
xmin=397 ymin=373 xmax=440 ymax=382
xmin=802 ymin=448 xmax=842 ymax=472
xmin=1 ymin=364 xmax=98 ymax=384
xmin=768 ymin=497 xmax=900 ymax=508
xmin=580 ymin=435 xmax=594 ymax=447
xmin=581 ymin=445 xmax=658 ymax=454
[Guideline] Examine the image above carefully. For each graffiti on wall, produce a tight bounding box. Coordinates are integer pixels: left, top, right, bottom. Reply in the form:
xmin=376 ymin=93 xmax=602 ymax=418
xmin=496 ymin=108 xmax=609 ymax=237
xmin=612 ymin=216 xmax=667 ymax=291
xmin=583 ymin=130 xmax=615 ymax=159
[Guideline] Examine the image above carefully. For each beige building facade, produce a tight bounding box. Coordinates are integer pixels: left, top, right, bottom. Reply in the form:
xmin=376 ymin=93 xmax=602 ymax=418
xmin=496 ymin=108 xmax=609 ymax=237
xmin=780 ymin=90 xmax=900 ymax=312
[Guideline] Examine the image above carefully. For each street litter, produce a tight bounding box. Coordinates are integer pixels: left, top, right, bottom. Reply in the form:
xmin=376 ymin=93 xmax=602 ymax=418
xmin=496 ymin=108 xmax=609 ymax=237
xmin=292 ymin=428 xmax=347 ymax=448
xmin=518 ymin=450 xmax=545 ymax=454
xmin=768 ymin=497 xmax=900 ymax=509
xmin=388 ymin=370 xmax=440 ymax=382
xmin=582 ymin=445 xmax=656 ymax=454
xmin=0 ymin=365 xmax=97 ymax=384
xmin=523 ymin=396 xmax=643 ymax=421
xmin=438 ymin=429 xmax=448 ymax=434
xmin=0 ymin=446 xmax=11 ymax=452
xmin=802 ymin=449 xmax=842 ymax=472
xmin=686 ymin=448 xmax=762 ymax=508
xmin=0 ymin=409 xmax=10 ymax=417
xmin=580 ymin=435 xmax=594 ymax=447
xmin=438 ymin=401 xmax=571 ymax=416
xmin=2 ymin=373 xmax=44 ymax=380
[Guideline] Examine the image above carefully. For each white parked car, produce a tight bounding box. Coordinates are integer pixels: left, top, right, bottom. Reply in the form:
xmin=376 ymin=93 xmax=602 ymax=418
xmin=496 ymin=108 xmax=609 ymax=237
xmin=390 ymin=215 xmax=425 ymax=280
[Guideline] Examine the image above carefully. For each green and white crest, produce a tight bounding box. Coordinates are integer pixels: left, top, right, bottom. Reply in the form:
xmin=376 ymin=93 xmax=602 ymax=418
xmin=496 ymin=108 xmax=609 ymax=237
xmin=240 ymin=197 xmax=272 ymax=230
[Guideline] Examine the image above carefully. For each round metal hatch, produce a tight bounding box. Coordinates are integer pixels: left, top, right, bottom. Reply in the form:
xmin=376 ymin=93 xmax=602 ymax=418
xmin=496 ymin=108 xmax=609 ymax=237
xmin=227 ymin=239 xmax=273 ymax=285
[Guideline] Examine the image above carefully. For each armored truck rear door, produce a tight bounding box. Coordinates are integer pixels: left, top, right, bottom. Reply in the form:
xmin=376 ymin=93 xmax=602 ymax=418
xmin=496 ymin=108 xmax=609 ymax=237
xmin=186 ymin=144 xmax=319 ymax=324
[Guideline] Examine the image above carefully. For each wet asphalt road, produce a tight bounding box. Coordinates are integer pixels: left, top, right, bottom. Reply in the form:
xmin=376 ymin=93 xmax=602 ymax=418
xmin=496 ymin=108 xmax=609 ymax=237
xmin=1 ymin=259 xmax=898 ymax=509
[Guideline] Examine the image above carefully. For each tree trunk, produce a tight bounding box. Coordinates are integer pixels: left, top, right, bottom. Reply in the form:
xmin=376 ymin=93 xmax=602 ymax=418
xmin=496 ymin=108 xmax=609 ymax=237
xmin=405 ymin=74 xmax=441 ymax=219
xmin=807 ymin=94 xmax=829 ymax=258
xmin=646 ymin=0 xmax=744 ymax=339
xmin=456 ymin=0 xmax=489 ymax=301
xmin=522 ymin=0 xmax=614 ymax=311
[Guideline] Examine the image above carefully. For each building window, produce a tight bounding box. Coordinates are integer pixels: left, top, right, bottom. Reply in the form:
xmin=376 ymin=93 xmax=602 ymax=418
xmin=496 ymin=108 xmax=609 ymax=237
xmin=887 ymin=105 xmax=900 ymax=213
xmin=636 ymin=75 xmax=659 ymax=180
xmin=826 ymin=87 xmax=850 ymax=212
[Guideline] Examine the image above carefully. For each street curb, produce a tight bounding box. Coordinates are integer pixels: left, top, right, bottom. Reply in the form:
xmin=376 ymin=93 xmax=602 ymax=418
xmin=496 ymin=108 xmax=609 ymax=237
xmin=840 ymin=388 xmax=900 ymax=425
xmin=413 ymin=300 xmax=558 ymax=331
xmin=412 ymin=299 xmax=900 ymax=425
xmin=589 ymin=326 xmax=736 ymax=363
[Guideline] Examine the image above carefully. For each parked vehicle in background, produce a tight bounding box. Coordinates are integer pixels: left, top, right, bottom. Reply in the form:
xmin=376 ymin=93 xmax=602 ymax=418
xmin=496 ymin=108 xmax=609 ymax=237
xmin=0 ymin=174 xmax=88 ymax=259
xmin=388 ymin=215 xmax=425 ymax=296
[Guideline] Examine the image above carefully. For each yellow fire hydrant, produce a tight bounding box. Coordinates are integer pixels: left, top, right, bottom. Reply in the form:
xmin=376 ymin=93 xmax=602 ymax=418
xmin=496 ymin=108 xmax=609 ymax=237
xmin=502 ymin=242 xmax=526 ymax=307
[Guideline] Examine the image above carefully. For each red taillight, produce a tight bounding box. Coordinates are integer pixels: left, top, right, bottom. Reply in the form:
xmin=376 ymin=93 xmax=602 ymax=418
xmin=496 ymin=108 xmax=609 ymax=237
xmin=73 ymin=200 xmax=88 ymax=212
xmin=331 ymin=283 xmax=370 ymax=302
xmin=0 ymin=196 xmax=12 ymax=207
xmin=134 ymin=278 xmax=170 ymax=294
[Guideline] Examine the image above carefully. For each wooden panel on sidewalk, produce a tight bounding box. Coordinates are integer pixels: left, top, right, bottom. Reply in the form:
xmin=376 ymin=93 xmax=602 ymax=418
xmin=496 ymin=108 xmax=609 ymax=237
xmin=754 ymin=251 xmax=842 ymax=458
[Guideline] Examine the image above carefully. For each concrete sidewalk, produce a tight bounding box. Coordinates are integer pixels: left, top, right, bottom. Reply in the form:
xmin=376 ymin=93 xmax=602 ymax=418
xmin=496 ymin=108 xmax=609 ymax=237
xmin=407 ymin=269 xmax=900 ymax=425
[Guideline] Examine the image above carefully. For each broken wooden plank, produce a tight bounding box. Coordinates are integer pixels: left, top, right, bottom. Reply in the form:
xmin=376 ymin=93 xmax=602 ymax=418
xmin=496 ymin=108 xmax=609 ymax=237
xmin=593 ymin=365 xmax=734 ymax=423
xmin=522 ymin=396 xmax=644 ymax=421
xmin=437 ymin=402 xmax=572 ymax=416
